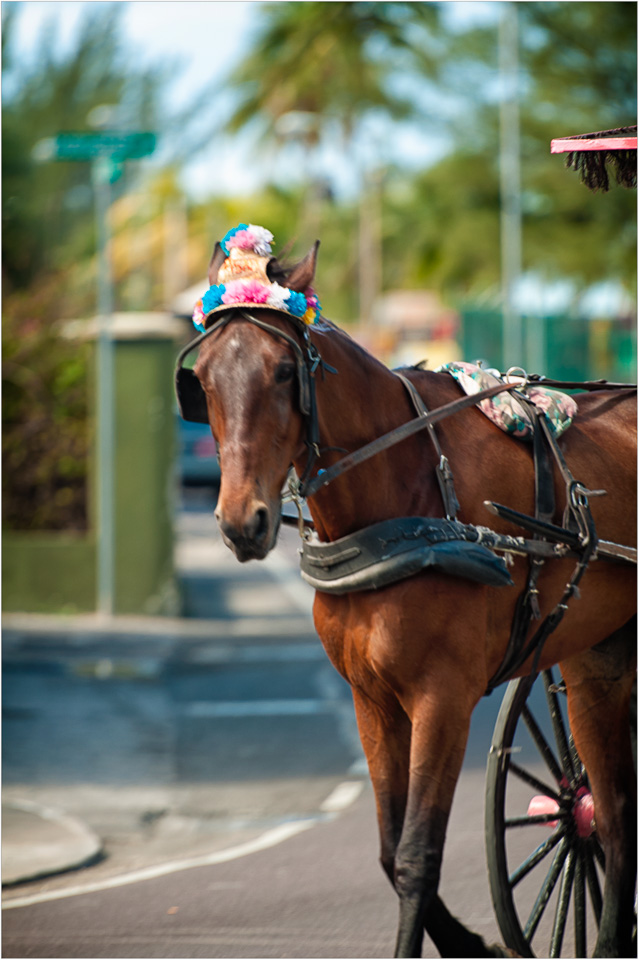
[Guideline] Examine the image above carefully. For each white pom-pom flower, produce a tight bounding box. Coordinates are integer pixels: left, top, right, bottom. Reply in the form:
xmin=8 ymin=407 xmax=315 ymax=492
xmin=248 ymin=224 xmax=274 ymax=257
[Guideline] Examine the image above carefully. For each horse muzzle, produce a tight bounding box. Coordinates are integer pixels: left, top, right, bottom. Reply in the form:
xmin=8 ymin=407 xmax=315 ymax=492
xmin=215 ymin=500 xmax=279 ymax=562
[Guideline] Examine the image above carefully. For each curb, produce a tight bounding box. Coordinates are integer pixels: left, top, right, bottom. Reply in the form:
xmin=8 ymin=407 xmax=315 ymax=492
xmin=2 ymin=800 xmax=103 ymax=887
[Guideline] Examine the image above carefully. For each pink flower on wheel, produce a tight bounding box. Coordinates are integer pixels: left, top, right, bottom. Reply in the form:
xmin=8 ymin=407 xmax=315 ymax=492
xmin=221 ymin=279 xmax=270 ymax=304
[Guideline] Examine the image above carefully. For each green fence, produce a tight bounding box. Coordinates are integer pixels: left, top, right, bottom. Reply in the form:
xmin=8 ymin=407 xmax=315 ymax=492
xmin=460 ymin=309 xmax=637 ymax=382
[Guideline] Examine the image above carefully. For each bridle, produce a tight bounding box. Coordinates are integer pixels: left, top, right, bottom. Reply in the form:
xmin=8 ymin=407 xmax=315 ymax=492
xmin=175 ymin=309 xmax=336 ymax=492
xmin=174 ymin=307 xmax=524 ymax=507
xmin=175 ymin=309 xmax=636 ymax=691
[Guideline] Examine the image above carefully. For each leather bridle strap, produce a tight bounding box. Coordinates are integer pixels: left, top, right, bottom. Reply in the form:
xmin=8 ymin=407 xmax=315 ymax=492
xmin=177 ymin=309 xmax=328 ymax=487
xmin=298 ymin=381 xmax=521 ymax=499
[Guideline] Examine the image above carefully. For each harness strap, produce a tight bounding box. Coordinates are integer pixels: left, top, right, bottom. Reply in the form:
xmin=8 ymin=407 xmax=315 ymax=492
xmin=484 ymin=410 xmax=602 ymax=694
xmin=299 ymin=380 xmax=520 ymax=499
xmin=394 ymin=373 xmax=460 ymax=521
xmin=525 ymin=375 xmax=637 ymax=391
xmin=517 ymin=401 xmax=555 ymax=619
xmin=486 ymin=406 xmax=555 ymax=689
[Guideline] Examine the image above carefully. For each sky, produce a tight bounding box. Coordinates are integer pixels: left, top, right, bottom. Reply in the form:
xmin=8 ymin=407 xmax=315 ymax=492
xmin=5 ymin=1 xmax=260 ymax=195
xmin=5 ymin=0 xmax=499 ymax=198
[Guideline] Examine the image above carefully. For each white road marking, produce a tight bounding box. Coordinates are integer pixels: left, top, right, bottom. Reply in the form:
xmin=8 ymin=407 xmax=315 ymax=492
xmin=320 ymin=781 xmax=364 ymax=813
xmin=2 ymin=821 xmax=315 ymax=910
xmin=2 ymin=779 xmax=366 ymax=911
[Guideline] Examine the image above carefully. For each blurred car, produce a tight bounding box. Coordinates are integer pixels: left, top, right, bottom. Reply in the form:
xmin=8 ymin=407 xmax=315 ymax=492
xmin=177 ymin=416 xmax=221 ymax=487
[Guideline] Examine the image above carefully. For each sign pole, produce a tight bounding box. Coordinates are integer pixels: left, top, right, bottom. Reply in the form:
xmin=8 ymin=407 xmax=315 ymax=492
xmin=93 ymin=156 xmax=115 ymax=617
xmin=33 ymin=129 xmax=156 ymax=617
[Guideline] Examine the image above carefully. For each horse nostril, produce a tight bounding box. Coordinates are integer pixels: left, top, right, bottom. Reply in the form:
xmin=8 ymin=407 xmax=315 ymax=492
xmin=252 ymin=506 xmax=269 ymax=543
xmin=216 ymin=505 xmax=269 ymax=548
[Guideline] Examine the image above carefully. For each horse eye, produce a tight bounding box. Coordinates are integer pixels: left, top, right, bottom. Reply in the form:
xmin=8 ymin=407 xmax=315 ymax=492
xmin=274 ymin=364 xmax=294 ymax=384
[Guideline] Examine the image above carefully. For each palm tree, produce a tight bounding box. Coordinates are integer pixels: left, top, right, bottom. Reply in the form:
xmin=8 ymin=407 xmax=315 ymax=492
xmin=226 ymin=2 xmax=440 ymax=152
xmin=223 ymin=1 xmax=443 ymax=317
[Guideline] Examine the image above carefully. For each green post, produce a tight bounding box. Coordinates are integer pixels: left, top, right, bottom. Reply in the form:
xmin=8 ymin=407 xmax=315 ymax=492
xmin=3 ymin=313 xmax=184 ymax=616
xmin=109 ymin=314 xmax=183 ymax=614
xmin=67 ymin=311 xmax=184 ymax=615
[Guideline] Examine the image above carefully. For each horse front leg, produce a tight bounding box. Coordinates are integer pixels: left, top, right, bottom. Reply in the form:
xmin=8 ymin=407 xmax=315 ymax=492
xmin=392 ymin=688 xmax=490 ymax=959
xmin=352 ymin=684 xmax=508 ymax=958
xmin=350 ymin=687 xmax=411 ymax=889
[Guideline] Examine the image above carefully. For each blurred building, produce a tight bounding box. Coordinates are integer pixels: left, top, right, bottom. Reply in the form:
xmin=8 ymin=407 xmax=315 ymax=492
xmin=357 ymin=289 xmax=461 ymax=370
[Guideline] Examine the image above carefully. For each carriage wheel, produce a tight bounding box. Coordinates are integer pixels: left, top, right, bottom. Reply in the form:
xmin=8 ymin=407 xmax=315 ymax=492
xmin=485 ymin=668 xmax=607 ymax=958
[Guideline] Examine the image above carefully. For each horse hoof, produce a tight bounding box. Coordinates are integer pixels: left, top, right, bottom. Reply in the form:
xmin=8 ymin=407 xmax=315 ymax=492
xmin=487 ymin=945 xmax=521 ymax=958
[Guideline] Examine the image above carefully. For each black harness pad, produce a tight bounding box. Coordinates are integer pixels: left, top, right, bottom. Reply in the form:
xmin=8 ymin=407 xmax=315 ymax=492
xmin=299 ymin=517 xmax=514 ymax=594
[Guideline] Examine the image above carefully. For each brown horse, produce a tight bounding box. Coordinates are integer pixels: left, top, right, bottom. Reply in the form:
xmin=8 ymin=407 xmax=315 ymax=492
xmin=185 ymin=243 xmax=636 ymax=958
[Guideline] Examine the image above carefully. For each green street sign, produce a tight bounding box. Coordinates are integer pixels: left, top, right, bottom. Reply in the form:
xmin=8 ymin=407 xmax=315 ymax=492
xmin=52 ymin=131 xmax=156 ymax=162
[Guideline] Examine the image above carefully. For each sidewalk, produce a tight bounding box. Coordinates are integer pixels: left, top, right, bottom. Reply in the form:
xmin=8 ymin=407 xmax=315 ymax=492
xmin=3 ymin=493 xmax=321 ymax=889
xmin=2 ymin=800 xmax=103 ymax=886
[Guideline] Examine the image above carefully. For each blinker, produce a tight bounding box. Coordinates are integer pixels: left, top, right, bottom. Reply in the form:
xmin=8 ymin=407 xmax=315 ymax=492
xmin=175 ymin=367 xmax=209 ymax=423
xmin=174 ymin=310 xmax=316 ymax=425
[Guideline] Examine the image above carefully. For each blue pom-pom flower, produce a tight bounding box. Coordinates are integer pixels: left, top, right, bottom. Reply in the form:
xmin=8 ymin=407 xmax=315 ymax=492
xmin=286 ymin=290 xmax=308 ymax=317
xmin=202 ymin=284 xmax=226 ymax=315
xmin=220 ymin=223 xmax=248 ymax=256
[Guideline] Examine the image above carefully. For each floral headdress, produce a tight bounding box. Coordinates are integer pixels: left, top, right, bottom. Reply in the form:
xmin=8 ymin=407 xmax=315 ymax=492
xmin=192 ymin=223 xmax=322 ymax=332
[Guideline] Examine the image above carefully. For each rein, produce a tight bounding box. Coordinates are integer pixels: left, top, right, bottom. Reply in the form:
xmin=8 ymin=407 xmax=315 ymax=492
xmin=296 ymin=380 xmax=521 ymax=499
xmin=176 ymin=309 xmax=636 ymax=693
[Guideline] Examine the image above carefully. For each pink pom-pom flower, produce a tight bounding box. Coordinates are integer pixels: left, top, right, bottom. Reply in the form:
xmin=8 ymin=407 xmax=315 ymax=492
xmin=225 ymin=224 xmax=274 ymax=257
xmin=221 ymin=279 xmax=271 ymax=305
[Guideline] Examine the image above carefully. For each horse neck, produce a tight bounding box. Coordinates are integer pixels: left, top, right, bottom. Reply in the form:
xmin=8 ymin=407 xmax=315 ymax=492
xmin=295 ymin=325 xmax=442 ymax=541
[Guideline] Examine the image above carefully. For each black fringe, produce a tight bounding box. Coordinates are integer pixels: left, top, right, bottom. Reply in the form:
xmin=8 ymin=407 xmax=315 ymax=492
xmin=562 ymin=126 xmax=637 ymax=192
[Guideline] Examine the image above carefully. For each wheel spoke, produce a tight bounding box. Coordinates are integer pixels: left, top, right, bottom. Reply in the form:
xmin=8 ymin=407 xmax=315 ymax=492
xmin=509 ymin=824 xmax=564 ymax=888
xmin=524 ymin=836 xmax=569 ymax=942
xmin=509 ymin=760 xmax=562 ymax=802
xmin=543 ymin=670 xmax=578 ymax=786
xmin=522 ymin=703 xmax=564 ymax=784
xmin=591 ymin=837 xmax=605 ymax=870
xmin=550 ymin=848 xmax=576 ymax=957
xmin=506 ymin=812 xmax=566 ymax=828
xmin=568 ymin=731 xmax=582 ymax=778
xmin=584 ymin=846 xmax=603 ymax=925
xmin=574 ymin=848 xmax=586 ymax=957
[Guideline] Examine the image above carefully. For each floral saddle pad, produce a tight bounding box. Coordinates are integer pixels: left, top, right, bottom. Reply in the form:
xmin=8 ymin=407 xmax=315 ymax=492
xmin=436 ymin=361 xmax=578 ymax=440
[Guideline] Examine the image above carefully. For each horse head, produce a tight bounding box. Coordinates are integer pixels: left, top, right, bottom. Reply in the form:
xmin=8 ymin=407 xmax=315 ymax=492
xmin=188 ymin=231 xmax=320 ymax=562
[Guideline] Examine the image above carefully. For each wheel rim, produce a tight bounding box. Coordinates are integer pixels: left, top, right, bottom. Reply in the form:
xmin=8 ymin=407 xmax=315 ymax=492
xmin=485 ymin=668 xmax=605 ymax=958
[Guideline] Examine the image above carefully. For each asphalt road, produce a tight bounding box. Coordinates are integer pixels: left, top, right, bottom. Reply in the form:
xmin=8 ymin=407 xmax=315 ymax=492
xmin=2 ymin=490 xmax=594 ymax=957
xmin=3 ymin=771 xmax=503 ymax=959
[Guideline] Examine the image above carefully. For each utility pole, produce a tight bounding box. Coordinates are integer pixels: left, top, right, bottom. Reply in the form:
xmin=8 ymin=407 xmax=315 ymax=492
xmin=35 ymin=130 xmax=156 ymax=616
xmin=499 ymin=3 xmax=523 ymax=370
xmin=93 ymin=156 xmax=116 ymax=617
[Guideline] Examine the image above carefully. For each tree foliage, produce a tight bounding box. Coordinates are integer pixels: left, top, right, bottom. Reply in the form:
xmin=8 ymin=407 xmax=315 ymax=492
xmin=2 ymin=1 xmax=636 ymax=532
xmin=2 ymin=3 xmax=171 ymax=530
xmin=225 ymin=2 xmax=443 ymax=176
xmin=222 ymin=1 xmax=636 ymax=299
xmin=2 ymin=287 xmax=92 ymax=531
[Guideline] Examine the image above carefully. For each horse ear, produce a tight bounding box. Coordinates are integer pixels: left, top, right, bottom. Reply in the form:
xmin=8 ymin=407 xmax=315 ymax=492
xmin=285 ymin=241 xmax=320 ymax=293
xmin=208 ymin=243 xmax=227 ymax=285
